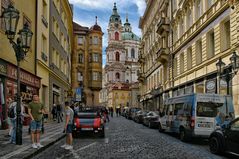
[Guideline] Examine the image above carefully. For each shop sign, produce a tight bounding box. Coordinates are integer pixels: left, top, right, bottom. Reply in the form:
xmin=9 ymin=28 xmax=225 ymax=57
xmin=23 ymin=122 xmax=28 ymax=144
xmin=7 ymin=64 xmax=40 ymax=88
xmin=75 ymin=87 xmax=82 ymax=102
xmin=0 ymin=60 xmax=7 ymax=76
xmin=206 ymin=79 xmax=216 ymax=94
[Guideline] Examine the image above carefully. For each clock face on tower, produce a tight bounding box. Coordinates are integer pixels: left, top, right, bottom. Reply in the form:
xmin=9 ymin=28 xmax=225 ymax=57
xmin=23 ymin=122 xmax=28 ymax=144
xmin=115 ymin=23 xmax=118 ymax=28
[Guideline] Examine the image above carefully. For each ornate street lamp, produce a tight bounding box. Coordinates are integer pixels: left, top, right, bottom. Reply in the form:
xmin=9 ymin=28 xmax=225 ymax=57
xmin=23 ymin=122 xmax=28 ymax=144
xmin=216 ymin=51 xmax=239 ymax=95
xmin=1 ymin=4 xmax=33 ymax=145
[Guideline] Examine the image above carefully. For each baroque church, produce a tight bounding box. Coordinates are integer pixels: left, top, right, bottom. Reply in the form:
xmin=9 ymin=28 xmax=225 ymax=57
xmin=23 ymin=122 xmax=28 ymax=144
xmin=103 ymin=3 xmax=141 ymax=109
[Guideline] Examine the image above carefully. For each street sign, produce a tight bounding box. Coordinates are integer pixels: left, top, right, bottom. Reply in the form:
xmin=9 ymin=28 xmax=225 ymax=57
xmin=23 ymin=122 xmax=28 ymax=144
xmin=75 ymin=87 xmax=82 ymax=102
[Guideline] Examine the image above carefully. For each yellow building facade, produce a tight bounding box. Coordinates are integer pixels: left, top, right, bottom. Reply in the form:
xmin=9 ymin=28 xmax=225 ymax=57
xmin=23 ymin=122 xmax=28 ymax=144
xmin=72 ymin=19 xmax=103 ymax=106
xmin=36 ymin=0 xmax=50 ymax=111
xmin=0 ymin=0 xmax=40 ymax=128
xmin=139 ymin=0 xmax=239 ymax=116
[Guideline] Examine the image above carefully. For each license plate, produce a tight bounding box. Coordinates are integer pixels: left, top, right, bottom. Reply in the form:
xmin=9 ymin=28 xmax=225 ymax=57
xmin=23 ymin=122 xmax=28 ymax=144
xmin=198 ymin=123 xmax=211 ymax=128
xmin=81 ymin=128 xmax=93 ymax=130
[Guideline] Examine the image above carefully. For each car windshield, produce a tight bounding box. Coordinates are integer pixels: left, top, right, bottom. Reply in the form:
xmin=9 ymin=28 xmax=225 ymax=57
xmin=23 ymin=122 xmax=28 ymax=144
xmin=196 ymin=102 xmax=223 ymax=117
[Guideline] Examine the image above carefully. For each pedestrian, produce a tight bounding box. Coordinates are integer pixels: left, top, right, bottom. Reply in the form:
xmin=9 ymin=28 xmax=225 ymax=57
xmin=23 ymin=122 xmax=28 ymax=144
xmin=105 ymin=108 xmax=110 ymax=122
xmin=56 ymin=102 xmax=63 ymax=123
xmin=7 ymin=97 xmax=13 ymax=137
xmin=8 ymin=95 xmax=25 ymax=144
xmin=28 ymin=94 xmax=46 ymax=149
xmin=61 ymin=101 xmax=74 ymax=150
xmin=51 ymin=104 xmax=57 ymax=121
xmin=110 ymin=107 xmax=113 ymax=118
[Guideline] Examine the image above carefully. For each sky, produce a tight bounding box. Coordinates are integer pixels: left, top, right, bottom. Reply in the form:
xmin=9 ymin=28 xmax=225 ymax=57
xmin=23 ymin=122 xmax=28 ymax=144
xmin=68 ymin=0 xmax=146 ymax=66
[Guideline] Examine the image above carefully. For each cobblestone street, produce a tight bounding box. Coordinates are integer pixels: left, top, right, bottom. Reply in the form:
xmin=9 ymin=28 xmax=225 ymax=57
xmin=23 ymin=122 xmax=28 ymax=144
xmin=31 ymin=116 xmax=234 ymax=159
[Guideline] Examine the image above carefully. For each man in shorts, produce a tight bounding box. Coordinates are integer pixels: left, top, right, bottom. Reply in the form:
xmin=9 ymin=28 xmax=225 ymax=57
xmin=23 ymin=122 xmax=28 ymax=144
xmin=28 ymin=95 xmax=46 ymax=149
xmin=61 ymin=101 xmax=74 ymax=150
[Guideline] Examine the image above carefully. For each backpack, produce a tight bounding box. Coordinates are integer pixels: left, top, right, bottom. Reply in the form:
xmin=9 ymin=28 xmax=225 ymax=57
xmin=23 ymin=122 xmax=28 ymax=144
xmin=8 ymin=104 xmax=16 ymax=118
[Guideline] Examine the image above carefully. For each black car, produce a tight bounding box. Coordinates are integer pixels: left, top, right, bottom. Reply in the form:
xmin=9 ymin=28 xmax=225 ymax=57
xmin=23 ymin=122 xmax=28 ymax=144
xmin=209 ymin=117 xmax=239 ymax=155
xmin=143 ymin=111 xmax=159 ymax=128
xmin=134 ymin=110 xmax=148 ymax=123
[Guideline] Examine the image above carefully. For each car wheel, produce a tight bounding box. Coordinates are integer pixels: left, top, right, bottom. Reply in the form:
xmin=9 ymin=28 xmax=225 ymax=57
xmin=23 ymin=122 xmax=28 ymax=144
xmin=179 ymin=128 xmax=190 ymax=142
xmin=158 ymin=123 xmax=164 ymax=133
xmin=209 ymin=136 xmax=224 ymax=154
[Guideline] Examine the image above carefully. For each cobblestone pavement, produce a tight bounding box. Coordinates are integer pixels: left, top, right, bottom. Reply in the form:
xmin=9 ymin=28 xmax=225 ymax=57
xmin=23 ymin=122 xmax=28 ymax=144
xmin=31 ymin=116 xmax=235 ymax=159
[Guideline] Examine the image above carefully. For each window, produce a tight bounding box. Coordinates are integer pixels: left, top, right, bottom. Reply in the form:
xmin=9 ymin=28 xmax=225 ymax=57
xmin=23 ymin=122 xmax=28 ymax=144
xmin=174 ymin=57 xmax=178 ymax=76
xmin=180 ymin=53 xmax=184 ymax=73
xmin=207 ymin=30 xmax=215 ymax=59
xmin=207 ymin=0 xmax=215 ymax=9
xmin=131 ymin=48 xmax=135 ymax=58
xmin=56 ymin=52 xmax=59 ymax=67
xmin=41 ymin=34 xmax=47 ymax=54
xmin=78 ymin=54 xmax=84 ymax=63
xmin=116 ymin=52 xmax=120 ymax=61
xmin=52 ymin=48 xmax=56 ymax=64
xmin=187 ymin=47 xmax=192 ymax=70
xmin=116 ymin=72 xmax=120 ymax=79
xmin=92 ymin=72 xmax=99 ymax=81
xmin=93 ymin=53 xmax=99 ymax=62
xmin=221 ymin=20 xmax=230 ymax=51
xmin=78 ymin=36 xmax=83 ymax=45
xmin=115 ymin=32 xmax=119 ymax=40
xmin=186 ymin=9 xmax=192 ymax=29
xmin=195 ymin=0 xmax=203 ymax=20
xmin=179 ymin=19 xmax=184 ymax=37
xmin=196 ymin=39 xmax=202 ymax=64
xmin=89 ymin=37 xmax=92 ymax=44
xmin=93 ymin=36 xmax=98 ymax=45
xmin=42 ymin=0 xmax=47 ymax=20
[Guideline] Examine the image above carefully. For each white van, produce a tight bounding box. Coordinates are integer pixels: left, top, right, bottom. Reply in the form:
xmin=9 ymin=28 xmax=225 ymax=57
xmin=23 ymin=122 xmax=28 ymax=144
xmin=158 ymin=93 xmax=234 ymax=142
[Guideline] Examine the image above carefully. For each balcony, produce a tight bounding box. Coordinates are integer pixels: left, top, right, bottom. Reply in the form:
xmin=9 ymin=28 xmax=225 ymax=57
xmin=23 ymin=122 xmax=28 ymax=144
xmin=137 ymin=72 xmax=145 ymax=82
xmin=138 ymin=54 xmax=145 ymax=63
xmin=156 ymin=17 xmax=170 ymax=35
xmin=156 ymin=47 xmax=169 ymax=63
xmin=89 ymin=81 xmax=102 ymax=90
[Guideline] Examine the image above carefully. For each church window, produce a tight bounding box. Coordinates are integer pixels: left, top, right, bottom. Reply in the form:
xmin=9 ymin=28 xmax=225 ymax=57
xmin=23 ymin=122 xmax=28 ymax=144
xmin=116 ymin=72 xmax=120 ymax=79
xmin=116 ymin=52 xmax=120 ymax=61
xmin=93 ymin=36 xmax=98 ymax=45
xmin=115 ymin=32 xmax=119 ymax=40
xmin=131 ymin=48 xmax=135 ymax=58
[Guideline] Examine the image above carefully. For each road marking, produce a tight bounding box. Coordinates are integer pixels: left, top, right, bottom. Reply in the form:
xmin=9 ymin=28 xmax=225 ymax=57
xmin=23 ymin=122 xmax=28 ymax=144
xmin=104 ymin=138 xmax=109 ymax=144
xmin=75 ymin=142 xmax=97 ymax=153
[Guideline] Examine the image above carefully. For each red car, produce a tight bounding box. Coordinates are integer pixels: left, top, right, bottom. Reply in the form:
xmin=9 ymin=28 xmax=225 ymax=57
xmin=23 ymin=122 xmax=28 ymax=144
xmin=72 ymin=108 xmax=105 ymax=138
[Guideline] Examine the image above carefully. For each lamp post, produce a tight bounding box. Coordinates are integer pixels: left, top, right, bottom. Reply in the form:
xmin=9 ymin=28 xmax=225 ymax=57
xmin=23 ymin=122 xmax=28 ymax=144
xmin=216 ymin=51 xmax=239 ymax=95
xmin=1 ymin=4 xmax=33 ymax=145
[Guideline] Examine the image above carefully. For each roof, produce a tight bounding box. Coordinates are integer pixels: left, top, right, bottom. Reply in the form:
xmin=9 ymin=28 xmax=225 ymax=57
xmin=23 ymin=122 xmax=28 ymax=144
xmin=121 ymin=32 xmax=140 ymax=41
xmin=73 ymin=22 xmax=89 ymax=32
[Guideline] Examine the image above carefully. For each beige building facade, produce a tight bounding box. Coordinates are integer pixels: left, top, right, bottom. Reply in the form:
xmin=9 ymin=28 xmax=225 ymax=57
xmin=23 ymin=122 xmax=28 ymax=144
xmin=139 ymin=0 xmax=239 ymax=115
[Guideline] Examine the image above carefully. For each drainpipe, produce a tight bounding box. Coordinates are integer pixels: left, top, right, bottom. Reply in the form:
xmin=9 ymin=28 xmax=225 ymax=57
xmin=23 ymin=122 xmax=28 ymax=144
xmin=35 ymin=0 xmax=38 ymax=75
xmin=170 ymin=0 xmax=174 ymax=95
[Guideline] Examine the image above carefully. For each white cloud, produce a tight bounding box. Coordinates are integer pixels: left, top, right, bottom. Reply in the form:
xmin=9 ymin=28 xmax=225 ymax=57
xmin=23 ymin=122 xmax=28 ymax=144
xmin=69 ymin=0 xmax=146 ymax=16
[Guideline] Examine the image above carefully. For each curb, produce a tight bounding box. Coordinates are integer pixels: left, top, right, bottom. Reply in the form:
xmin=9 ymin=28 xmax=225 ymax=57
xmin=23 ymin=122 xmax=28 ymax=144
xmin=23 ymin=134 xmax=66 ymax=159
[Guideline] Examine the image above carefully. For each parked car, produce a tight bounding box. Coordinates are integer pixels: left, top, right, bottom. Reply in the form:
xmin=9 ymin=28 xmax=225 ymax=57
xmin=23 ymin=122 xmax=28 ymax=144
xmin=125 ymin=107 xmax=141 ymax=119
xmin=143 ymin=111 xmax=159 ymax=128
xmin=131 ymin=108 xmax=142 ymax=120
xmin=72 ymin=107 xmax=105 ymax=138
xmin=134 ymin=110 xmax=148 ymax=123
xmin=122 ymin=107 xmax=129 ymax=117
xmin=209 ymin=117 xmax=239 ymax=155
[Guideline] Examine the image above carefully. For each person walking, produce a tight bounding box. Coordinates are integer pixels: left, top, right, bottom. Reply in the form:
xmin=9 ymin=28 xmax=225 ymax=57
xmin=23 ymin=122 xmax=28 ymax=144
xmin=56 ymin=102 xmax=63 ymax=123
xmin=8 ymin=95 xmax=24 ymax=144
xmin=28 ymin=94 xmax=46 ymax=149
xmin=61 ymin=101 xmax=74 ymax=150
xmin=51 ymin=104 xmax=57 ymax=121
xmin=7 ymin=97 xmax=13 ymax=137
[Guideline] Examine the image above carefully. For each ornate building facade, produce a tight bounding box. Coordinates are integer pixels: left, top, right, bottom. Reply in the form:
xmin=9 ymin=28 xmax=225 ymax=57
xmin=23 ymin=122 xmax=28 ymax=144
xmin=139 ymin=0 xmax=239 ymax=116
xmin=104 ymin=3 xmax=140 ymax=109
xmin=72 ymin=18 xmax=103 ymax=106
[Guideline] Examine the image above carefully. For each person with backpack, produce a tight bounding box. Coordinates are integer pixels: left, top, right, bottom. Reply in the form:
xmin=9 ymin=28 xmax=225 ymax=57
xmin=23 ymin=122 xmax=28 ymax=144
xmin=8 ymin=95 xmax=24 ymax=144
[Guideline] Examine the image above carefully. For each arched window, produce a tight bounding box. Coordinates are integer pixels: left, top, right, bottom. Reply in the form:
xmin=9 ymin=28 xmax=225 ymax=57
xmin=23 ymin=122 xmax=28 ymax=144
xmin=116 ymin=52 xmax=120 ymax=61
xmin=131 ymin=48 xmax=135 ymax=58
xmin=115 ymin=32 xmax=119 ymax=40
xmin=116 ymin=72 xmax=120 ymax=79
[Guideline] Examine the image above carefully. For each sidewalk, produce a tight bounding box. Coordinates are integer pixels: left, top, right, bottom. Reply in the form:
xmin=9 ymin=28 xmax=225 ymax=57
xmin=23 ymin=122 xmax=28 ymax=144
xmin=0 ymin=120 xmax=65 ymax=159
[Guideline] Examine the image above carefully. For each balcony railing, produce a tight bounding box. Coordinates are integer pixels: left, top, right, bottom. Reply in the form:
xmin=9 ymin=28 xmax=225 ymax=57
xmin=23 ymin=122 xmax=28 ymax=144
xmin=156 ymin=17 xmax=170 ymax=35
